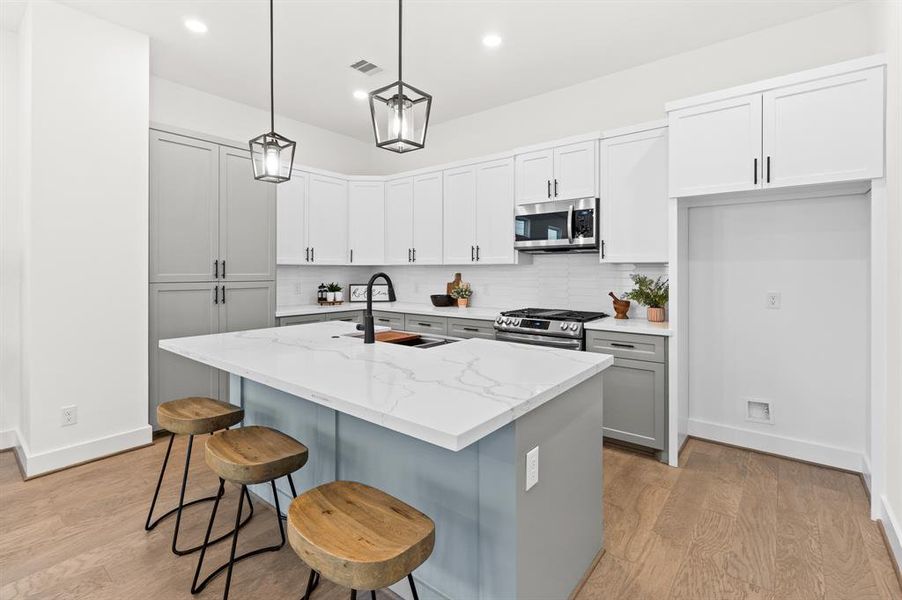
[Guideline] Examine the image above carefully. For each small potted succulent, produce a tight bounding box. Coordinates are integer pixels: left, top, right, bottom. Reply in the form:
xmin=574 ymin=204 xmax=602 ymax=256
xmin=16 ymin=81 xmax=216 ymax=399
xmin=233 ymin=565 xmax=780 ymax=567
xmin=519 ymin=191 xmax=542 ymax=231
xmin=624 ymin=274 xmax=669 ymax=323
xmin=450 ymin=282 xmax=473 ymax=308
xmin=327 ymin=282 xmax=343 ymax=302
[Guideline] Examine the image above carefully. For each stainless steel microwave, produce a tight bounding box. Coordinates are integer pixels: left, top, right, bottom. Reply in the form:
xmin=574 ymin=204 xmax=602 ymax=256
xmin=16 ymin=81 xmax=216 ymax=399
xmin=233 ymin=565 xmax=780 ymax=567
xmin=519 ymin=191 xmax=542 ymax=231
xmin=514 ymin=197 xmax=599 ymax=252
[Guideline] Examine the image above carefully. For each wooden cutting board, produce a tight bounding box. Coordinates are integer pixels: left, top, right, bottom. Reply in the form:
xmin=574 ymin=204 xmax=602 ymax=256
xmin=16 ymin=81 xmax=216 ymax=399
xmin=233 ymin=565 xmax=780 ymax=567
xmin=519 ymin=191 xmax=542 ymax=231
xmin=446 ymin=272 xmax=462 ymax=295
xmin=375 ymin=331 xmax=421 ymax=344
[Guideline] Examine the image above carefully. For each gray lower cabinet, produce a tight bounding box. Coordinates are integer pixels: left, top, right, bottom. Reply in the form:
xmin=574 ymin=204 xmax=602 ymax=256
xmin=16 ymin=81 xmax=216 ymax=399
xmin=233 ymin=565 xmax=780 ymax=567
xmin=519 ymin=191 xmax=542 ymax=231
xmin=323 ymin=310 xmax=363 ymax=324
xmin=372 ymin=311 xmax=404 ymax=329
xmin=586 ymin=330 xmax=667 ymax=453
xmin=403 ymin=314 xmax=448 ymax=335
xmin=278 ymin=314 xmax=325 ymax=326
xmin=448 ymin=317 xmax=496 ymax=340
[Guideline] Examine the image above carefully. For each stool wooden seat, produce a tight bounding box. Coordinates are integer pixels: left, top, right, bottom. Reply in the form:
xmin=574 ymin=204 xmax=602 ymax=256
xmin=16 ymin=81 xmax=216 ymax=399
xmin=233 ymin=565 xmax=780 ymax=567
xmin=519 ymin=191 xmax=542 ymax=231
xmin=157 ymin=397 xmax=243 ymax=435
xmin=145 ymin=397 xmax=250 ymax=557
xmin=205 ymin=425 xmax=309 ymax=485
xmin=288 ymin=481 xmax=435 ymax=596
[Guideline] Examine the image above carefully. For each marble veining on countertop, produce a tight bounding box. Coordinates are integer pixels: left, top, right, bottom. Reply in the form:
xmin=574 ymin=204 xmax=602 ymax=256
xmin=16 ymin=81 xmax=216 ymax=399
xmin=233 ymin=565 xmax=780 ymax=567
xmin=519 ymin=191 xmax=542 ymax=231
xmin=275 ymin=301 xmax=505 ymax=321
xmin=160 ymin=321 xmax=613 ymax=451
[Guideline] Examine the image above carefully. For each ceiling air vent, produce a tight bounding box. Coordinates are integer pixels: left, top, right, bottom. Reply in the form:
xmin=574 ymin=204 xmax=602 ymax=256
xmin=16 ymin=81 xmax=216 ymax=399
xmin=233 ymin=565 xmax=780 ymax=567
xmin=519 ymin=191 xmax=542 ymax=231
xmin=350 ymin=59 xmax=383 ymax=76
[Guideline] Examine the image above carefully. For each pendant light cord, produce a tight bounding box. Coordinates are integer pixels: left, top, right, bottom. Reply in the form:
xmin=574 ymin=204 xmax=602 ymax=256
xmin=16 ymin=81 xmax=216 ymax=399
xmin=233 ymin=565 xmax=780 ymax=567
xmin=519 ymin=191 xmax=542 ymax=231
xmin=269 ymin=0 xmax=275 ymax=133
xmin=397 ymin=0 xmax=403 ymax=97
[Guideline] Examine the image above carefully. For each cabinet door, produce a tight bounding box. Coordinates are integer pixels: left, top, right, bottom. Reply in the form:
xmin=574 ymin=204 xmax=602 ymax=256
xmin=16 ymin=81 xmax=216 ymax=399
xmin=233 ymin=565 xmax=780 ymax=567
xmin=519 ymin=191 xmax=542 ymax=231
xmin=307 ymin=174 xmax=349 ymax=265
xmin=412 ymin=172 xmax=444 ymax=265
xmin=149 ymin=283 xmax=220 ymax=429
xmin=219 ymin=146 xmax=276 ymax=281
xmin=553 ymin=140 xmax=597 ymax=200
xmin=149 ymin=132 xmax=219 ymax=283
xmin=668 ymin=94 xmax=762 ymax=197
xmin=443 ymin=166 xmax=478 ymax=264
xmin=515 ymin=148 xmax=554 ymax=205
xmin=602 ymin=358 xmax=666 ymax=450
xmin=348 ymin=181 xmax=385 ymax=265
xmin=600 ymin=127 xmax=669 ymax=263
xmin=762 ymin=67 xmax=884 ymax=188
xmin=475 ymin=158 xmax=515 ymax=264
xmin=402 ymin=314 xmax=448 ymax=335
xmin=384 ymin=178 xmax=414 ymax=264
xmin=217 ymin=281 xmax=275 ymax=403
xmin=324 ymin=310 xmax=363 ymax=324
xmin=277 ymin=171 xmax=308 ymax=265
xmin=279 ymin=314 xmax=325 ymax=326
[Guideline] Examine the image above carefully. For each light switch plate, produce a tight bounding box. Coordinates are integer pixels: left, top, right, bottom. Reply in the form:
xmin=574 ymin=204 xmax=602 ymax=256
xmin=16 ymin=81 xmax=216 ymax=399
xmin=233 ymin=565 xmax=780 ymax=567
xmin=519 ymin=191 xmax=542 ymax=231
xmin=526 ymin=446 xmax=539 ymax=491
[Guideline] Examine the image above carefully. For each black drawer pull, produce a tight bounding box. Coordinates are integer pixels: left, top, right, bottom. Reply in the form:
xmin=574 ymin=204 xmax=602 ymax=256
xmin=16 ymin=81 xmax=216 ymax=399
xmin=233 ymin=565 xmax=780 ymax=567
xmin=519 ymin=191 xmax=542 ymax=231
xmin=377 ymin=318 xmax=391 ymax=323
xmin=462 ymin=327 xmax=479 ymax=332
xmin=610 ymin=342 xmax=635 ymax=349
xmin=417 ymin=322 xmax=432 ymax=327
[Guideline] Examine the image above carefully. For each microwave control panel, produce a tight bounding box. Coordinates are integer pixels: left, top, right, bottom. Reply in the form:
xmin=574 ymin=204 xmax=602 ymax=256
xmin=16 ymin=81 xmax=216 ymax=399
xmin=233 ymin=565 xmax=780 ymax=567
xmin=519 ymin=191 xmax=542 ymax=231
xmin=573 ymin=209 xmax=595 ymax=239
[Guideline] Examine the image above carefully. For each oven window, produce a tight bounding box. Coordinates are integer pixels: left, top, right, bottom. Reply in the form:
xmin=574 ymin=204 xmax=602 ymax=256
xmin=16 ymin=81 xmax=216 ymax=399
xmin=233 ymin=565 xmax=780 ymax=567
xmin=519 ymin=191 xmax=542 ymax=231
xmin=515 ymin=211 xmax=569 ymax=242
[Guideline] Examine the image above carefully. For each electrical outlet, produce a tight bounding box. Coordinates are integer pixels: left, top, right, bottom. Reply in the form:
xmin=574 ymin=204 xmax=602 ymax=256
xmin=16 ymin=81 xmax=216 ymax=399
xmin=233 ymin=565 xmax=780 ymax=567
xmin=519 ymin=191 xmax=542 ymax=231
xmin=61 ymin=405 xmax=77 ymax=427
xmin=526 ymin=446 xmax=539 ymax=491
xmin=766 ymin=292 xmax=781 ymax=309
xmin=745 ymin=399 xmax=774 ymax=424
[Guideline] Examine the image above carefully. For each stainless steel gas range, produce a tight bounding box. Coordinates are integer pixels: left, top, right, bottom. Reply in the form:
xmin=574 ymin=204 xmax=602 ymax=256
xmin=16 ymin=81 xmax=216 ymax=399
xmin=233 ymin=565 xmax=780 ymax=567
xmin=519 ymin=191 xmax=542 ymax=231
xmin=493 ymin=308 xmax=609 ymax=351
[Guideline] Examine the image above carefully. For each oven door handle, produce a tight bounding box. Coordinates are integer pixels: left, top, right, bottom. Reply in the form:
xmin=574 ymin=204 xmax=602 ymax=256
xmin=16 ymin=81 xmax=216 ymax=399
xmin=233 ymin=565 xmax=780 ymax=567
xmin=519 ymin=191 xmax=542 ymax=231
xmin=567 ymin=204 xmax=574 ymax=243
xmin=495 ymin=331 xmax=581 ymax=350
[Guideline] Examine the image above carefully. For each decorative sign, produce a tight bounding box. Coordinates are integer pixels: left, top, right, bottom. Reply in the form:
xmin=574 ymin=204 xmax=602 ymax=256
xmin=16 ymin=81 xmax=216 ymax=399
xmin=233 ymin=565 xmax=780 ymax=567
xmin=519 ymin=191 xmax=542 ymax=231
xmin=349 ymin=284 xmax=392 ymax=303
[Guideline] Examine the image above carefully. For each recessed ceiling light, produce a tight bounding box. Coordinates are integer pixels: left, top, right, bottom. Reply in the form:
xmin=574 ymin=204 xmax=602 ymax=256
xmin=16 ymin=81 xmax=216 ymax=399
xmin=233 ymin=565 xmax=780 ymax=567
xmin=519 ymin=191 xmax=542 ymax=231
xmin=482 ymin=33 xmax=502 ymax=48
xmin=184 ymin=18 xmax=208 ymax=34
xmin=353 ymin=90 xmax=368 ymax=100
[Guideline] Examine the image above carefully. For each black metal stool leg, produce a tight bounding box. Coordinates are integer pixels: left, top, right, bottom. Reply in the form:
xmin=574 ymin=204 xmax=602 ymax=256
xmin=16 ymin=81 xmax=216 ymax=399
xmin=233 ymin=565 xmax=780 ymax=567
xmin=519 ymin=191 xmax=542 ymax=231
xmin=192 ymin=478 xmax=226 ymax=594
xmin=408 ymin=574 xmax=419 ymax=600
xmin=300 ymin=569 xmax=320 ymax=600
xmin=145 ymin=433 xmax=176 ymax=530
xmin=220 ymin=484 xmax=246 ymax=600
xmin=350 ymin=591 xmax=357 ymax=600
xmin=370 ymin=591 xmax=376 ymax=600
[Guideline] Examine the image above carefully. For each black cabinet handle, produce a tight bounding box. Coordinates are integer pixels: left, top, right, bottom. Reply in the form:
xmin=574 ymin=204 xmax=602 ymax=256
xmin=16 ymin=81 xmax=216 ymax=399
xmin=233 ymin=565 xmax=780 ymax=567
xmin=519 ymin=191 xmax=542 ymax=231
xmin=214 ymin=285 xmax=219 ymax=304
xmin=214 ymin=259 xmax=219 ymax=279
xmin=754 ymin=158 xmax=758 ymax=185
xmin=554 ymin=178 xmax=558 ymax=197
xmin=766 ymin=156 xmax=771 ymax=183
xmin=412 ymin=248 xmax=416 ymax=262
xmin=601 ymin=240 xmax=605 ymax=260
xmin=377 ymin=318 xmax=390 ymax=323
xmin=221 ymin=285 xmax=226 ymax=303
xmin=471 ymin=246 xmax=475 ymax=261
xmin=305 ymin=247 xmax=310 ymax=262
xmin=463 ymin=327 xmax=479 ymax=332
xmin=547 ymin=180 xmax=551 ymax=198
xmin=350 ymin=249 xmax=353 ymax=263
xmin=476 ymin=245 xmax=480 ymax=261
xmin=221 ymin=260 xmax=226 ymax=278
xmin=417 ymin=322 xmax=432 ymax=327
xmin=610 ymin=342 xmax=635 ymax=349
xmin=408 ymin=248 xmax=412 ymax=262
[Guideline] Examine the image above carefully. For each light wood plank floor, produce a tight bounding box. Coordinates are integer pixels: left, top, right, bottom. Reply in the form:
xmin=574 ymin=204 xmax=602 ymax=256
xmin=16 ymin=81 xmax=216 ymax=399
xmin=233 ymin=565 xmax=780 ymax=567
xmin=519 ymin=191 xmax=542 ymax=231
xmin=0 ymin=436 xmax=899 ymax=600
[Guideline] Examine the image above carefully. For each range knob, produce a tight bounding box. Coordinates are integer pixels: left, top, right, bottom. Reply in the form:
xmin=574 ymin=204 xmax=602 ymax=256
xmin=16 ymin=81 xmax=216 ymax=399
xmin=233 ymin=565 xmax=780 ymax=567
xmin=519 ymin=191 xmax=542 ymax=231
xmin=504 ymin=318 xmax=512 ymax=325
xmin=496 ymin=317 xmax=503 ymax=325
xmin=513 ymin=319 xmax=521 ymax=326
xmin=560 ymin=322 xmax=567 ymax=330
xmin=569 ymin=323 xmax=579 ymax=331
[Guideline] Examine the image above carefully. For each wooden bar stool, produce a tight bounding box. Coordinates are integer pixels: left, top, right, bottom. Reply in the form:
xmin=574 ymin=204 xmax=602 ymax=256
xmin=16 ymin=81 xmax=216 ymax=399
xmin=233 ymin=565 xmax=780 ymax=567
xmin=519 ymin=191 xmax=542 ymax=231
xmin=145 ymin=397 xmax=251 ymax=556
xmin=287 ymin=481 xmax=435 ymax=600
xmin=192 ymin=425 xmax=309 ymax=600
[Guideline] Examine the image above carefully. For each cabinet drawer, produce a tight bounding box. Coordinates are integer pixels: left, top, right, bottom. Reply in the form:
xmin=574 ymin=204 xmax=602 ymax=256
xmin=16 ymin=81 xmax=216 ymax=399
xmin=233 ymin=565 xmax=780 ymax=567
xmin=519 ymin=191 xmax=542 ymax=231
xmin=279 ymin=314 xmax=325 ymax=326
xmin=603 ymin=358 xmax=666 ymax=450
xmin=372 ymin=311 xmax=404 ymax=330
xmin=447 ymin=318 xmax=495 ymax=340
xmin=324 ymin=310 xmax=363 ymax=324
xmin=403 ymin=315 xmax=448 ymax=335
xmin=586 ymin=331 xmax=666 ymax=363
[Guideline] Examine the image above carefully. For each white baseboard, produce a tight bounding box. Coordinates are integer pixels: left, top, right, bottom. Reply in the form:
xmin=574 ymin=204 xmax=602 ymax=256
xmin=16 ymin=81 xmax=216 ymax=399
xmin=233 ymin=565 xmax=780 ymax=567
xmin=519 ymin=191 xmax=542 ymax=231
xmin=862 ymin=452 xmax=873 ymax=493
xmin=22 ymin=425 xmax=153 ymax=477
xmin=879 ymin=494 xmax=902 ymax=574
xmin=0 ymin=428 xmax=19 ymax=451
xmin=687 ymin=418 xmax=864 ymax=472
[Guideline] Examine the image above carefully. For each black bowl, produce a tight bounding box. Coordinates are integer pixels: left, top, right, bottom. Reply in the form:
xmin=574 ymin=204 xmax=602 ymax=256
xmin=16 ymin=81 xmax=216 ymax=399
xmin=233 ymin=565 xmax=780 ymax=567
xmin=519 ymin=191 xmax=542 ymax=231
xmin=430 ymin=294 xmax=454 ymax=307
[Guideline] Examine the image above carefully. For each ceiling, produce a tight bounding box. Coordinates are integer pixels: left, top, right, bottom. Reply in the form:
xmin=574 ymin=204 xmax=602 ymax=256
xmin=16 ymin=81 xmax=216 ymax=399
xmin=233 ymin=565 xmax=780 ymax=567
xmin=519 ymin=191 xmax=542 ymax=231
xmin=6 ymin=0 xmax=849 ymax=140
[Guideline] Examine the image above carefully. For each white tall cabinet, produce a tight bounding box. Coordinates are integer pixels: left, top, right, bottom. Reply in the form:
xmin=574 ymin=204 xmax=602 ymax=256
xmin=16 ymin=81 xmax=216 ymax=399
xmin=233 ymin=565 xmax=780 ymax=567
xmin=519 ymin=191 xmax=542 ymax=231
xmin=307 ymin=174 xmax=348 ymax=265
xmin=442 ymin=166 xmax=478 ymax=264
xmin=600 ymin=124 xmax=669 ymax=263
xmin=348 ymin=180 xmax=385 ymax=265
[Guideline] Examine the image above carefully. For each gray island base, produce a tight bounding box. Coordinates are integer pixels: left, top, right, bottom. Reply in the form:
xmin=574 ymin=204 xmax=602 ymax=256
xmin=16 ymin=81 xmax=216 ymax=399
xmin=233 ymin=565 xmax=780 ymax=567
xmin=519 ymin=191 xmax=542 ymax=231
xmin=235 ymin=372 xmax=603 ymax=600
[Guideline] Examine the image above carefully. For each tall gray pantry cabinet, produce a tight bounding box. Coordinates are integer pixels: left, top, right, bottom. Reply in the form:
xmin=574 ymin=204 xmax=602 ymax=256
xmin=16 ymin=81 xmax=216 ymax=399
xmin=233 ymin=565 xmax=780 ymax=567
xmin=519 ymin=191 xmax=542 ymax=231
xmin=149 ymin=130 xmax=275 ymax=428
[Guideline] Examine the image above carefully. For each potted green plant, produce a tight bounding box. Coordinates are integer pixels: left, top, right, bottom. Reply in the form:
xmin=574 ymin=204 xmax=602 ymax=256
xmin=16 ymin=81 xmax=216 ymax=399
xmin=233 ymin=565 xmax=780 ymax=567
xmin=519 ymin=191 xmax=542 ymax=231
xmin=624 ymin=274 xmax=669 ymax=322
xmin=326 ymin=282 xmax=342 ymax=302
xmin=450 ymin=282 xmax=473 ymax=308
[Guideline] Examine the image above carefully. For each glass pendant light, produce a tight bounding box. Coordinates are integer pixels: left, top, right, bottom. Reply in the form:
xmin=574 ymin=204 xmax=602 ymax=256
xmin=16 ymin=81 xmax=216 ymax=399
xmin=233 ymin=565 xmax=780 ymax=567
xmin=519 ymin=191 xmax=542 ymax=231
xmin=369 ymin=0 xmax=432 ymax=153
xmin=249 ymin=0 xmax=295 ymax=182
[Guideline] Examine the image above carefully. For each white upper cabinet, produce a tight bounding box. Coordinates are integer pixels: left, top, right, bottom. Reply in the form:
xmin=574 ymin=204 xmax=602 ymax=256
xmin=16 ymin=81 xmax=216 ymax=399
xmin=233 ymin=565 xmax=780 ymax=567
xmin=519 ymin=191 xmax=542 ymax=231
xmin=553 ymin=141 xmax=597 ymax=200
xmin=762 ymin=67 xmax=884 ymax=188
xmin=348 ymin=181 xmax=385 ymax=265
xmin=384 ymin=178 xmax=414 ymax=264
xmin=668 ymin=94 xmax=762 ymax=197
xmin=515 ymin=148 xmax=554 ymax=204
xmin=516 ymin=141 xmax=597 ymax=205
xmin=668 ymin=59 xmax=885 ymax=197
xmin=276 ymin=171 xmax=308 ymax=264
xmin=443 ymin=165 xmax=478 ymax=264
xmin=475 ymin=158 xmax=515 ymax=264
xmin=600 ymin=125 xmax=669 ymax=264
xmin=411 ymin=172 xmax=444 ymax=265
xmin=307 ymin=174 xmax=348 ymax=265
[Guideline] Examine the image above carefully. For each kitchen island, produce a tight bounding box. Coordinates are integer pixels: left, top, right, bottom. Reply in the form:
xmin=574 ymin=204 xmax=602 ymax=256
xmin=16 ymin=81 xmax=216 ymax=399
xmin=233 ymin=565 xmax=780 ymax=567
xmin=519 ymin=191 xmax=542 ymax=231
xmin=161 ymin=321 xmax=613 ymax=600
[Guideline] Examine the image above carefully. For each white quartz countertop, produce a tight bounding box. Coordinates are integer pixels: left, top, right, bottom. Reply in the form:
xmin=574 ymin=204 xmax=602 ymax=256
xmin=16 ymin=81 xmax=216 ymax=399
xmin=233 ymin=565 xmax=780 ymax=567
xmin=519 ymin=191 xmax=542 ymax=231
xmin=160 ymin=321 xmax=612 ymax=451
xmin=585 ymin=317 xmax=672 ymax=337
xmin=276 ymin=302 xmax=505 ymax=321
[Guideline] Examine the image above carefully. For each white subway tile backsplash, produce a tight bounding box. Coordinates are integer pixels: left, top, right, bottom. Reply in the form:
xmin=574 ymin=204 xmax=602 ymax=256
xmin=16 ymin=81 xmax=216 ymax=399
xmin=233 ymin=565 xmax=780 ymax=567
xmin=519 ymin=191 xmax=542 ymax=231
xmin=278 ymin=255 xmax=667 ymax=318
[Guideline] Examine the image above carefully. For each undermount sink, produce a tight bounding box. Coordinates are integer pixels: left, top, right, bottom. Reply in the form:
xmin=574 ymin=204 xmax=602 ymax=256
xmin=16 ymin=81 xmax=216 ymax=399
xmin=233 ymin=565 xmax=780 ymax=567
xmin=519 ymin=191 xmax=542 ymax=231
xmin=343 ymin=331 xmax=459 ymax=349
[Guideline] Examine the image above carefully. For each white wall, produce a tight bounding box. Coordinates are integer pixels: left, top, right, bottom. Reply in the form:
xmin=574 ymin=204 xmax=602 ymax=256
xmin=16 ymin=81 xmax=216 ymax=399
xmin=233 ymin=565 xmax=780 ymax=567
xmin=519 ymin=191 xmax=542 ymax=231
xmin=366 ymin=2 xmax=881 ymax=175
xmin=686 ymin=194 xmax=870 ymax=471
xmin=150 ymin=77 xmax=377 ymax=175
xmin=0 ymin=28 xmax=22 ymax=449
xmin=15 ymin=0 xmax=151 ymax=475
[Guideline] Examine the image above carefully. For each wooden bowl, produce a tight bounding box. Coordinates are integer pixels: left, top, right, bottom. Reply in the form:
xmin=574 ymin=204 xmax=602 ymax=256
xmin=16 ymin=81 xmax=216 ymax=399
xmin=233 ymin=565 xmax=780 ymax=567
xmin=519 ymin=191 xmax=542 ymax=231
xmin=612 ymin=298 xmax=631 ymax=320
